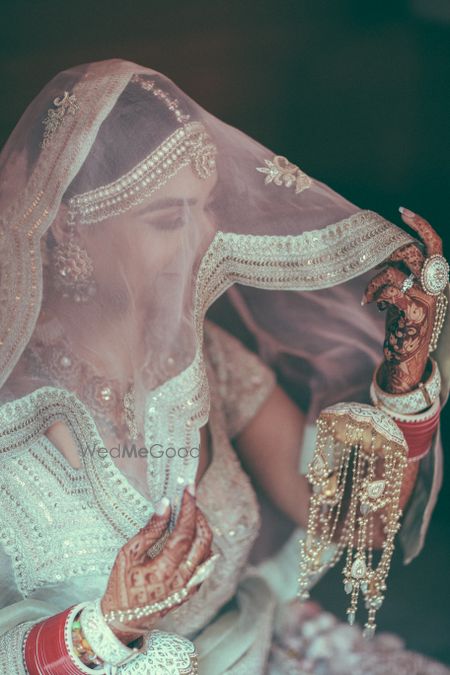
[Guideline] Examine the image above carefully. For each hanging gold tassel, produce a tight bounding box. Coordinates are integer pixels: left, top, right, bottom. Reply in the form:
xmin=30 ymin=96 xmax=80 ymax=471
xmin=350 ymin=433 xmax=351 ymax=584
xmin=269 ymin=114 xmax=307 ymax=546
xmin=298 ymin=402 xmax=408 ymax=639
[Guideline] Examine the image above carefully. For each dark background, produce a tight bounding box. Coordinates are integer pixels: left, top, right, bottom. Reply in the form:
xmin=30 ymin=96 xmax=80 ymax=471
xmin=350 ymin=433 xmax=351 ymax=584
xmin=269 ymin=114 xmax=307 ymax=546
xmin=1 ymin=0 xmax=449 ymax=666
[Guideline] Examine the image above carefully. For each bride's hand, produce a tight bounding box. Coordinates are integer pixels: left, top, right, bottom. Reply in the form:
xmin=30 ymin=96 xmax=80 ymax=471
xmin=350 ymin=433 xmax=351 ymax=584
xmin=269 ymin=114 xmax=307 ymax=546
xmin=100 ymin=487 xmax=213 ymax=644
xmin=362 ymin=208 xmax=444 ymax=394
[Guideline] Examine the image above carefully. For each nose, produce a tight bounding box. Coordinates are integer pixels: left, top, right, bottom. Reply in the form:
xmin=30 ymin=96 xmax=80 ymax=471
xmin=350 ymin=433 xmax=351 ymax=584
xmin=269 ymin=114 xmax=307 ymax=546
xmin=191 ymin=211 xmax=217 ymax=249
xmin=203 ymin=210 xmax=219 ymax=239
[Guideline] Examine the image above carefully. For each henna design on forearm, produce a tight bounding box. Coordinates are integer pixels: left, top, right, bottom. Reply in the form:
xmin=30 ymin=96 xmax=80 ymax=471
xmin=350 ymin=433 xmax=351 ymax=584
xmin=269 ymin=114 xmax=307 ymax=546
xmin=357 ymin=211 xmax=444 ymax=540
xmin=363 ymin=210 xmax=444 ymax=394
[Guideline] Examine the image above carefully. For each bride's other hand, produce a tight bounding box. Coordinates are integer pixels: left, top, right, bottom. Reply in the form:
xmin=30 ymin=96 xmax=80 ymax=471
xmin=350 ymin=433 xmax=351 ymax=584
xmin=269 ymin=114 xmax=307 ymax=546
xmin=101 ymin=487 xmax=213 ymax=644
xmin=362 ymin=209 xmax=444 ymax=394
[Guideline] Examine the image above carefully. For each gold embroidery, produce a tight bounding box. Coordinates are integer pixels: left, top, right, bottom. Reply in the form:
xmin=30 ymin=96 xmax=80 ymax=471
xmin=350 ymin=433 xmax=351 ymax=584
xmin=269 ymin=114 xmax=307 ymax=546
xmin=256 ymin=155 xmax=312 ymax=193
xmin=194 ymin=212 xmax=415 ymax=309
xmin=41 ymin=91 xmax=79 ymax=149
xmin=192 ymin=140 xmax=218 ymax=180
xmin=68 ymin=122 xmax=218 ymax=224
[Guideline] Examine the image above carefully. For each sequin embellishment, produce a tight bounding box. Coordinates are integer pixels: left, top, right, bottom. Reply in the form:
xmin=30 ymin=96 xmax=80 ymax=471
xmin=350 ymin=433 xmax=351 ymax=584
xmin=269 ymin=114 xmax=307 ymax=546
xmin=256 ymin=155 xmax=312 ymax=193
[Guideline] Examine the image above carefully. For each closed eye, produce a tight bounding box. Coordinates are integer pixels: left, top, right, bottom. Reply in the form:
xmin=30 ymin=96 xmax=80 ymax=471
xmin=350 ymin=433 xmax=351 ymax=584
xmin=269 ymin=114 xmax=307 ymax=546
xmin=150 ymin=216 xmax=186 ymax=231
xmin=147 ymin=207 xmax=189 ymax=231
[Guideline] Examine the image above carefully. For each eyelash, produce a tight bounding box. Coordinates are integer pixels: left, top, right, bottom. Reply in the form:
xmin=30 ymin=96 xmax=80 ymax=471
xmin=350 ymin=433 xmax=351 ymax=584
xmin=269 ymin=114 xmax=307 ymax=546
xmin=151 ymin=216 xmax=185 ymax=231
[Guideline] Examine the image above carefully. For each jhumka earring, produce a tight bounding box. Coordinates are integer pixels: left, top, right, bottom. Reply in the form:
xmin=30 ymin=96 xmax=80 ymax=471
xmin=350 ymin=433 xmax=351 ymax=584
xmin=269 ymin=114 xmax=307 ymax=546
xmin=298 ymin=402 xmax=408 ymax=639
xmin=51 ymin=211 xmax=97 ymax=303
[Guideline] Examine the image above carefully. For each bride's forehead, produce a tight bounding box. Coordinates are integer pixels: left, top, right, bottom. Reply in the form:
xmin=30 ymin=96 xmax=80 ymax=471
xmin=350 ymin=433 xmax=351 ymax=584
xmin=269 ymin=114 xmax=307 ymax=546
xmin=137 ymin=165 xmax=218 ymax=206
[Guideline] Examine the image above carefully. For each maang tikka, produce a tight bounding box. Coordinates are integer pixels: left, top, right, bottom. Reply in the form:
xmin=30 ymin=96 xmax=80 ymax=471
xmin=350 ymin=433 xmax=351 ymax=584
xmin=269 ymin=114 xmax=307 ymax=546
xmin=51 ymin=210 xmax=97 ymax=303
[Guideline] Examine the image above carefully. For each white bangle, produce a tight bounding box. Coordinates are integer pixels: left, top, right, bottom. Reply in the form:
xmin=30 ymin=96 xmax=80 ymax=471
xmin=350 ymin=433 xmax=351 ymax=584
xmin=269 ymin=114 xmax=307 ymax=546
xmin=80 ymin=598 xmax=142 ymax=668
xmin=370 ymin=391 xmax=440 ymax=424
xmin=371 ymin=357 xmax=441 ymax=415
xmin=64 ymin=602 xmax=105 ymax=674
xmin=24 ymin=600 xmax=198 ymax=675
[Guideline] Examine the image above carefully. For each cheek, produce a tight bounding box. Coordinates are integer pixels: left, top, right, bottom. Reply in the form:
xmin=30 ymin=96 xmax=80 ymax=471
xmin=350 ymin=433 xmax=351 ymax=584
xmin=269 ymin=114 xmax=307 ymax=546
xmin=84 ymin=226 xmax=147 ymax=273
xmin=84 ymin=224 xmax=189 ymax=290
xmin=139 ymin=230 xmax=185 ymax=273
xmin=84 ymin=235 xmax=116 ymax=278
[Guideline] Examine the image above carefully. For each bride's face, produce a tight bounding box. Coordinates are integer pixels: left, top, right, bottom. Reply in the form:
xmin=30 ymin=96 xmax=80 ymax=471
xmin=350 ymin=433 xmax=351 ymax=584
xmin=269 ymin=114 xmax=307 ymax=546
xmin=74 ymin=165 xmax=219 ymax=311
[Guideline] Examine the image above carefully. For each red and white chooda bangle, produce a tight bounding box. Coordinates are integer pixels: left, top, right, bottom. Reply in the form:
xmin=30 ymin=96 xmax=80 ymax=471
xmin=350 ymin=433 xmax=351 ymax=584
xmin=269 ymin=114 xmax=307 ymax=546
xmin=370 ymin=359 xmax=441 ymax=461
xmin=391 ymin=398 xmax=441 ymax=461
xmin=24 ymin=604 xmax=92 ymax=674
xmin=23 ymin=600 xmax=144 ymax=674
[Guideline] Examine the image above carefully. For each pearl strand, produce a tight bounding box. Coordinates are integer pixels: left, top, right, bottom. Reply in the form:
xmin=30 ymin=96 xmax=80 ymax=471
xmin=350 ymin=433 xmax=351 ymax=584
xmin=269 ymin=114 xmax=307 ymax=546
xmin=429 ymin=291 xmax=448 ymax=353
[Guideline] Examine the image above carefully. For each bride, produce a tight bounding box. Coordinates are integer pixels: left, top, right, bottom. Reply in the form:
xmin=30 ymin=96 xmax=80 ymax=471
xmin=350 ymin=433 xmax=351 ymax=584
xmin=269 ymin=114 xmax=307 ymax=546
xmin=0 ymin=59 xmax=448 ymax=673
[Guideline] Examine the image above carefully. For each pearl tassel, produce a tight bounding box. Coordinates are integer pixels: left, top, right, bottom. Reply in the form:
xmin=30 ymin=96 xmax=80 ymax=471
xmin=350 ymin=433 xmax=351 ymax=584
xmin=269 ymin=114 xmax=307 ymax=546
xmin=298 ymin=403 xmax=408 ymax=639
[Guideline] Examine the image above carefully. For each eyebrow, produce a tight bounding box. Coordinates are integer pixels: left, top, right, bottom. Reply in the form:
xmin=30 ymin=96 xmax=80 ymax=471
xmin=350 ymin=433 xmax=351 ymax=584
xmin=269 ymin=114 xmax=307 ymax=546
xmin=136 ymin=197 xmax=197 ymax=216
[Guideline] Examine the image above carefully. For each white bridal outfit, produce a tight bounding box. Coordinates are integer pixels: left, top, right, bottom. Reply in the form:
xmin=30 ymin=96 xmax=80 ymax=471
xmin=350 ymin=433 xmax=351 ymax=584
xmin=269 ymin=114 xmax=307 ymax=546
xmin=0 ymin=59 xmax=449 ymax=673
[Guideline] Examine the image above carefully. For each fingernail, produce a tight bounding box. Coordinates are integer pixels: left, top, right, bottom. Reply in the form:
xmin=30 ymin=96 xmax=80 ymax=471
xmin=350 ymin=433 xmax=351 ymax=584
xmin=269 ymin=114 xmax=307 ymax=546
xmin=399 ymin=206 xmax=416 ymax=218
xmin=155 ymin=497 xmax=170 ymax=515
xmin=361 ymin=295 xmax=367 ymax=306
xmin=187 ymin=482 xmax=196 ymax=497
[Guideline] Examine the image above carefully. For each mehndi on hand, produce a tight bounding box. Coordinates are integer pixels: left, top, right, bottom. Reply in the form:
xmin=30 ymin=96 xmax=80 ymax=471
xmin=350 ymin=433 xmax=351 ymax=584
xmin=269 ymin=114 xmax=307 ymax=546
xmin=101 ymin=486 xmax=214 ymax=645
xmin=362 ymin=207 xmax=448 ymax=395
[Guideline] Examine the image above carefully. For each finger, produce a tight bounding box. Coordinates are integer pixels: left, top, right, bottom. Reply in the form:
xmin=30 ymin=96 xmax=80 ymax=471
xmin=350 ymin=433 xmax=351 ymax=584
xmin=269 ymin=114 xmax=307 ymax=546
xmin=131 ymin=580 xmax=204 ymax=632
xmin=122 ymin=499 xmax=171 ymax=564
xmin=126 ymin=509 xmax=213 ymax=624
xmin=362 ymin=267 xmax=408 ymax=305
xmin=150 ymin=488 xmax=197 ymax=577
xmin=387 ymin=243 xmax=425 ymax=277
xmin=168 ymin=508 xmax=214 ymax=590
xmin=399 ymin=207 xmax=442 ymax=256
xmin=190 ymin=507 xmax=214 ymax=564
xmin=375 ymin=285 xmax=409 ymax=312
